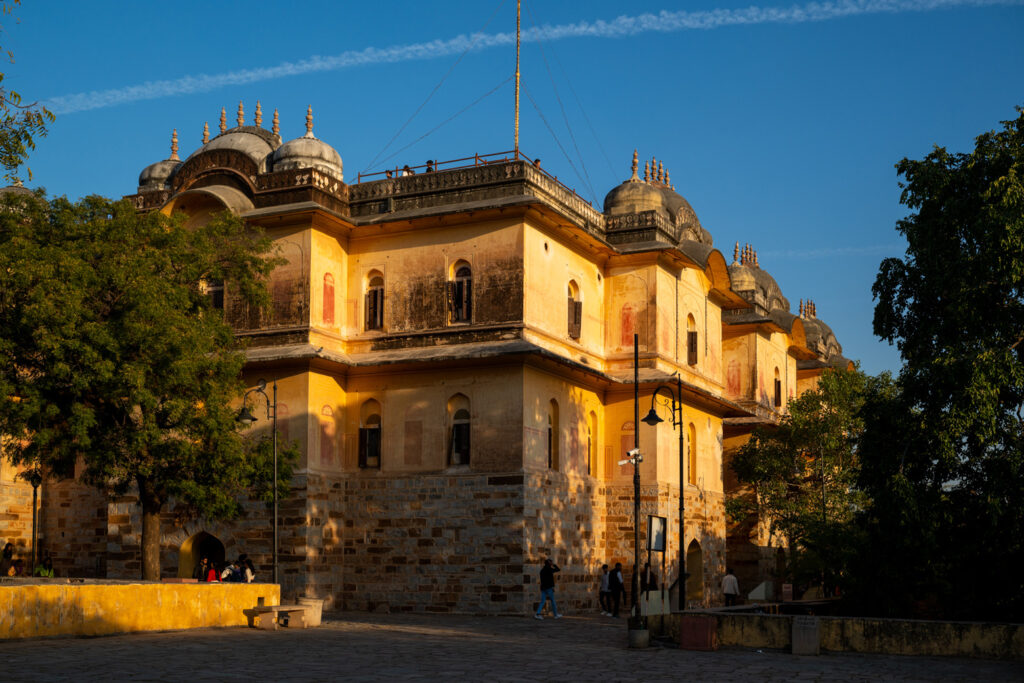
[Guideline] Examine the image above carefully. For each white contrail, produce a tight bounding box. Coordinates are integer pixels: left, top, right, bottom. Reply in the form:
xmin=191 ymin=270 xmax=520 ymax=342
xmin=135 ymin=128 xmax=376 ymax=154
xmin=46 ymin=0 xmax=1018 ymax=114
xmin=759 ymin=243 xmax=906 ymax=260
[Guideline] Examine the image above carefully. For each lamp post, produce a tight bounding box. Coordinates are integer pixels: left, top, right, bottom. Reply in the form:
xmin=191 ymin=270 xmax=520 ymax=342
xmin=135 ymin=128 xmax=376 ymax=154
xmin=641 ymin=373 xmax=686 ymax=612
xmin=18 ymin=467 xmax=43 ymax=570
xmin=632 ymin=334 xmax=641 ymax=620
xmin=237 ymin=378 xmax=278 ymax=585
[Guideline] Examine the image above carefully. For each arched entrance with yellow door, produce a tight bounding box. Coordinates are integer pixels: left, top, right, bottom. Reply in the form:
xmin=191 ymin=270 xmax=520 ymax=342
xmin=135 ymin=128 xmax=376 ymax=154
xmin=177 ymin=531 xmax=226 ymax=578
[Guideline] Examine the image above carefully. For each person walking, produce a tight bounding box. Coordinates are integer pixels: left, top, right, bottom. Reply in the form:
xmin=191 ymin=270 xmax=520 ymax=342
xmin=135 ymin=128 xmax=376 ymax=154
xmin=609 ymin=562 xmax=626 ymax=618
xmin=534 ymin=558 xmax=562 ymax=620
xmin=723 ymin=567 xmax=740 ymax=606
xmin=598 ymin=564 xmax=612 ymax=616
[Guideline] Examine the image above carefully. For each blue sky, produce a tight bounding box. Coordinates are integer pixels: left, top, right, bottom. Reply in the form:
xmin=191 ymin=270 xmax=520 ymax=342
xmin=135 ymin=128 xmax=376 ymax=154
xmin=6 ymin=0 xmax=1023 ymax=375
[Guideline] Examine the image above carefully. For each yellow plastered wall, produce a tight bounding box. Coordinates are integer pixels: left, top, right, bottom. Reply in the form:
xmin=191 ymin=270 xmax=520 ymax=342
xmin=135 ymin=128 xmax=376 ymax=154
xmin=346 ymin=216 xmax=523 ymax=342
xmin=603 ymin=388 xmax=657 ymax=485
xmin=605 ymin=264 xmax=655 ymax=355
xmin=522 ymin=223 xmax=605 ymax=359
xmin=0 ymin=582 xmax=280 ymax=639
xmin=265 ymin=225 xmax=313 ymax=328
xmin=523 ymin=366 xmax=604 ymax=477
xmin=307 ymin=370 xmax=347 ymax=474
xmin=641 ymin=397 xmax=723 ymax=493
xmin=240 ymin=370 xmax=312 ymax=470
xmin=343 ymin=364 xmax=525 ymax=474
xmin=310 ymin=227 xmax=348 ymax=338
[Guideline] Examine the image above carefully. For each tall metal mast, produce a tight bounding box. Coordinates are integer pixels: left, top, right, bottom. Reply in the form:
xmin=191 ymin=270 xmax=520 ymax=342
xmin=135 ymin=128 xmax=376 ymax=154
xmin=514 ymin=0 xmax=521 ymax=158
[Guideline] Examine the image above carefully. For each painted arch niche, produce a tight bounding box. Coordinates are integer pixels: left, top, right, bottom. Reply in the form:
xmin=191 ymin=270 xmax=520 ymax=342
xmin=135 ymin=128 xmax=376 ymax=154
xmin=686 ymin=539 xmax=704 ymax=605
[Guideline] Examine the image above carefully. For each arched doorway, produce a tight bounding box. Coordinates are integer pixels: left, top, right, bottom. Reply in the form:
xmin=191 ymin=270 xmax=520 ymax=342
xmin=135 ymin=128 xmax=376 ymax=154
xmin=177 ymin=531 xmax=226 ymax=578
xmin=686 ymin=540 xmax=704 ymax=606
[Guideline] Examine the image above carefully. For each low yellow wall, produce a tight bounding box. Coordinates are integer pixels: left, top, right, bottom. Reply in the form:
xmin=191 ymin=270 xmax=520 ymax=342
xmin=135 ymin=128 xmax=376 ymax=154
xmin=659 ymin=612 xmax=1024 ymax=659
xmin=0 ymin=581 xmax=280 ymax=639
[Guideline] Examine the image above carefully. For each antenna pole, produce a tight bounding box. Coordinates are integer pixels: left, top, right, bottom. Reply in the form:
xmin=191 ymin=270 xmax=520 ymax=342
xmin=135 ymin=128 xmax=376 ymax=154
xmin=514 ymin=0 xmax=521 ymax=158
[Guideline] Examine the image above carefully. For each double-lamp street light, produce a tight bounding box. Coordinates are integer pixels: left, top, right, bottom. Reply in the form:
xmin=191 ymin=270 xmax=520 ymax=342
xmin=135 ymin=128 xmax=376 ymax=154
xmin=236 ymin=378 xmax=278 ymax=585
xmin=640 ymin=374 xmax=687 ymax=613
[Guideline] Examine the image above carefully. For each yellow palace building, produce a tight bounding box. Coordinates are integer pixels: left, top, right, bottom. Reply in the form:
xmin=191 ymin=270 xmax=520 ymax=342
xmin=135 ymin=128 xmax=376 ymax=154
xmin=0 ymin=103 xmax=850 ymax=613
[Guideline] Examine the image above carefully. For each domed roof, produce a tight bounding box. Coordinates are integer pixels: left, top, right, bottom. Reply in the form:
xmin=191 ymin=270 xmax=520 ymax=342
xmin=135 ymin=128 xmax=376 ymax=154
xmin=603 ymin=153 xmax=710 ymax=245
xmin=800 ymin=303 xmax=843 ymax=359
xmin=269 ymin=106 xmax=342 ymax=180
xmin=727 ymin=244 xmax=790 ymax=313
xmin=603 ymin=178 xmax=667 ymax=216
xmin=137 ymin=130 xmax=183 ymax=192
xmin=138 ymin=158 xmax=180 ymax=192
xmin=0 ymin=182 xmax=34 ymax=197
xmin=201 ymin=128 xmax=277 ymax=168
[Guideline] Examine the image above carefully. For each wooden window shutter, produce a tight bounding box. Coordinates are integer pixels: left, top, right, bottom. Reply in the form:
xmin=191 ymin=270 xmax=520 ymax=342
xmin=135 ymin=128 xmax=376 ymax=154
xmin=462 ymin=277 xmax=472 ymax=321
xmin=568 ymin=299 xmax=582 ymax=339
xmin=447 ymin=281 xmax=457 ymax=322
xmin=687 ymin=331 xmax=698 ymax=365
xmin=774 ymin=378 xmax=782 ymax=407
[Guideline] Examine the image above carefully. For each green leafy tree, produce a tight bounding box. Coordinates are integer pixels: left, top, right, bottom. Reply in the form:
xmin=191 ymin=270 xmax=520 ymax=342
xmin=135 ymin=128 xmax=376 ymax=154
xmin=0 ymin=193 xmax=293 ymax=580
xmin=730 ymin=368 xmax=876 ymax=590
xmin=0 ymin=1 xmax=54 ymax=182
xmin=868 ymin=106 xmax=1024 ymax=619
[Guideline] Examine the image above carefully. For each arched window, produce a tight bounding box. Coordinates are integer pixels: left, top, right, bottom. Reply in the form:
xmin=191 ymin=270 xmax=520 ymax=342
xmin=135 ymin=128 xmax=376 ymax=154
xmin=320 ymin=405 xmax=336 ymax=467
xmin=359 ymin=399 xmax=382 ymax=469
xmin=322 ymin=273 xmax=335 ymax=325
xmin=365 ymin=271 xmax=384 ymax=331
xmin=587 ymin=411 xmax=597 ymax=477
xmin=448 ymin=262 xmax=472 ymax=323
xmin=567 ymin=280 xmax=582 ymax=339
xmin=774 ymin=367 xmax=782 ymax=408
xmin=548 ymin=399 xmax=560 ymax=470
xmin=687 ymin=422 xmax=697 ymax=485
xmin=686 ymin=314 xmax=698 ymax=366
xmin=205 ymin=279 xmax=224 ymax=311
xmin=448 ymin=394 xmax=471 ymax=466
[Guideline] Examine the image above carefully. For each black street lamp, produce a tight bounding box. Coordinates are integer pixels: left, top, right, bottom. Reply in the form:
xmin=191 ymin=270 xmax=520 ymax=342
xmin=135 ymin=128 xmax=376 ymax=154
xmin=237 ymin=378 xmax=278 ymax=585
xmin=17 ymin=467 xmax=43 ymax=571
xmin=641 ymin=374 xmax=687 ymax=612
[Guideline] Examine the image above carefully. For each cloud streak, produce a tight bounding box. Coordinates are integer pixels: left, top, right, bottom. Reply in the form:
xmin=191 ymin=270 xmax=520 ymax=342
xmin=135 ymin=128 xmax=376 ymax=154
xmin=46 ymin=0 xmax=1019 ymax=114
xmin=759 ymin=243 xmax=906 ymax=260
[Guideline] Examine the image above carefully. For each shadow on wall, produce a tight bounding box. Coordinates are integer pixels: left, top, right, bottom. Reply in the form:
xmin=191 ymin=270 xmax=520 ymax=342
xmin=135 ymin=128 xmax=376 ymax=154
xmin=0 ymin=580 xmax=279 ymax=640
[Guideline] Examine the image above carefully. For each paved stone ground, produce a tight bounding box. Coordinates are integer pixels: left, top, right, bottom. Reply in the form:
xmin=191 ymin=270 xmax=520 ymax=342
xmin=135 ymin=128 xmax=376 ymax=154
xmin=1 ymin=612 xmax=1020 ymax=682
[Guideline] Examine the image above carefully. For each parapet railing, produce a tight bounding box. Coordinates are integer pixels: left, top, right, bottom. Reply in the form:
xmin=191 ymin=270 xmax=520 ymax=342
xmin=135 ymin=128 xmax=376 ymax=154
xmin=356 ymin=150 xmax=593 ymax=207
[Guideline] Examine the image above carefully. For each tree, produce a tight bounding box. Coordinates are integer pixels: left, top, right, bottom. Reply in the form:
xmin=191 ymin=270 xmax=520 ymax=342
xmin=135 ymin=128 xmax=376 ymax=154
xmin=868 ymin=106 xmax=1024 ymax=620
xmin=0 ymin=1 xmax=54 ymax=182
xmin=0 ymin=193 xmax=292 ymax=580
xmin=730 ymin=368 xmax=876 ymax=590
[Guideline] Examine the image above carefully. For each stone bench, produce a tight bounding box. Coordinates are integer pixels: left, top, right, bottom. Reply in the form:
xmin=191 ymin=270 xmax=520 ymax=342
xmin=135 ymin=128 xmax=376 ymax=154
xmin=245 ymin=604 xmax=308 ymax=630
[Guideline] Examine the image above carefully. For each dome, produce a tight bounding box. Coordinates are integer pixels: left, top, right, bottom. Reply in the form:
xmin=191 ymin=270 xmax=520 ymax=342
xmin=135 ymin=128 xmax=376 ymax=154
xmin=603 ymin=178 xmax=668 ymax=216
xmin=728 ymin=250 xmax=790 ymax=314
xmin=802 ymin=315 xmax=842 ymax=358
xmin=0 ymin=183 xmax=34 ymax=197
xmin=138 ymin=158 xmax=180 ymax=192
xmin=201 ymin=128 xmax=277 ymax=169
xmin=270 ymin=132 xmax=343 ymax=181
xmin=658 ymin=185 xmax=709 ymax=245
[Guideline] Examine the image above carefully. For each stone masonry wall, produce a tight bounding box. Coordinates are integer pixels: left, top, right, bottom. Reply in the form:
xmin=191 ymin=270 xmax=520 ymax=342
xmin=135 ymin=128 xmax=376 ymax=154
xmin=38 ymin=477 xmax=108 ymax=578
xmin=523 ymin=470 xmax=604 ymax=614
xmin=340 ymin=472 xmax=526 ymax=614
